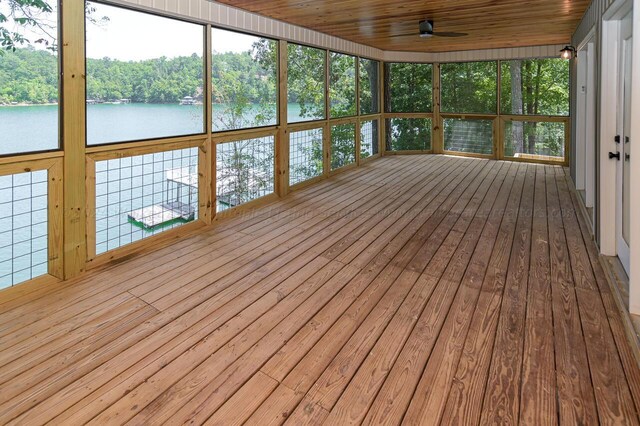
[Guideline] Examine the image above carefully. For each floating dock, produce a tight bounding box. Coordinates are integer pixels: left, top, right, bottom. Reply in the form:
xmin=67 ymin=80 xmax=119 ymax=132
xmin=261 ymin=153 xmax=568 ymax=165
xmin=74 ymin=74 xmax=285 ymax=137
xmin=127 ymin=168 xmax=197 ymax=230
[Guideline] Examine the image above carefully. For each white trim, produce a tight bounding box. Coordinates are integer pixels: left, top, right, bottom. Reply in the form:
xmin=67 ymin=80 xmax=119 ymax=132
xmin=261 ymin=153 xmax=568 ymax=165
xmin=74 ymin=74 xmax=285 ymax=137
xmin=576 ymin=51 xmax=588 ymax=191
xmin=628 ymin=0 xmax=640 ymax=314
xmin=599 ymin=16 xmax=621 ymax=256
xmin=585 ymin=40 xmax=597 ymax=210
xmin=577 ymin=25 xmax=597 ymax=50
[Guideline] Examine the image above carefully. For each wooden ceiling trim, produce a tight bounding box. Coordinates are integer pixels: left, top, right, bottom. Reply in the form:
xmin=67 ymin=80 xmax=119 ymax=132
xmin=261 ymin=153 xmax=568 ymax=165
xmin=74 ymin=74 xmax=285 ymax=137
xmin=215 ymin=0 xmax=592 ymax=52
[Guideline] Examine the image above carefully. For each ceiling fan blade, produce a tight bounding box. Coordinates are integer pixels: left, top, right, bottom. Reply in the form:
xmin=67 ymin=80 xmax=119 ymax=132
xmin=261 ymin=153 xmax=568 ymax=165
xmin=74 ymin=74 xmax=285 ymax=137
xmin=389 ymin=33 xmax=416 ymax=38
xmin=432 ymin=31 xmax=468 ymax=38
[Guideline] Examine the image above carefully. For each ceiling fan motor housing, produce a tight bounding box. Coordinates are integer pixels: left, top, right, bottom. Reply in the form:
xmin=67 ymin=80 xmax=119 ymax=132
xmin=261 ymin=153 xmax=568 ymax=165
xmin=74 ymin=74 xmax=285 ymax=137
xmin=419 ymin=20 xmax=435 ymax=37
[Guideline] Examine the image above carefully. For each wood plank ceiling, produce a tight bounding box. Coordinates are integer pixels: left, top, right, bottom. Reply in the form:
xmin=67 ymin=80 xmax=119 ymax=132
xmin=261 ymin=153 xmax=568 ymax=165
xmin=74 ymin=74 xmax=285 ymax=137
xmin=216 ymin=0 xmax=591 ymax=52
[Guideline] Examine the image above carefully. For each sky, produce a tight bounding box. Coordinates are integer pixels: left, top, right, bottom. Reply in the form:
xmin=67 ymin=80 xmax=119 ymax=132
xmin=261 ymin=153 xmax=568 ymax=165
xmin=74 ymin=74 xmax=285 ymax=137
xmin=1 ymin=1 xmax=256 ymax=60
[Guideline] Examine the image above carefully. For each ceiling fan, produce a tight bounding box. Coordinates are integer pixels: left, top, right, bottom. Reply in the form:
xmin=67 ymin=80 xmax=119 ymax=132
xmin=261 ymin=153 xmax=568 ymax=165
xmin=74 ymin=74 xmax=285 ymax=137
xmin=392 ymin=20 xmax=468 ymax=38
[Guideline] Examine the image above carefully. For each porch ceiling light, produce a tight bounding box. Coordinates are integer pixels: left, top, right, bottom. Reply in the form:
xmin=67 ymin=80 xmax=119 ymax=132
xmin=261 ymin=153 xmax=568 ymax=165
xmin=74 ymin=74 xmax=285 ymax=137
xmin=560 ymin=45 xmax=577 ymax=60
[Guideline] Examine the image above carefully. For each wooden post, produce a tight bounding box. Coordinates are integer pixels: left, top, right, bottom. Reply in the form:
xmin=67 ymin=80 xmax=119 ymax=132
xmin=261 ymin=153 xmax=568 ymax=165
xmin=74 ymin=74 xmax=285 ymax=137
xmin=62 ymin=0 xmax=87 ymax=279
xmin=355 ymin=56 xmax=361 ymax=165
xmin=380 ymin=60 xmax=387 ymax=155
xmin=47 ymin=159 xmax=64 ymax=279
xmin=496 ymin=60 xmax=502 ymax=160
xmin=433 ymin=63 xmax=443 ymax=154
xmin=201 ymin=25 xmax=214 ymax=224
xmin=324 ymin=50 xmax=331 ymax=175
xmin=276 ymin=40 xmax=289 ymax=197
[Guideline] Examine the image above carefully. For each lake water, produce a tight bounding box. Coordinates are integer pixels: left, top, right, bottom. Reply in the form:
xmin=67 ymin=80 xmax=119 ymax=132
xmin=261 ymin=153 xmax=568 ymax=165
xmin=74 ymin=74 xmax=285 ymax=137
xmin=0 ymin=103 xmax=308 ymax=155
xmin=0 ymin=102 xmax=314 ymax=288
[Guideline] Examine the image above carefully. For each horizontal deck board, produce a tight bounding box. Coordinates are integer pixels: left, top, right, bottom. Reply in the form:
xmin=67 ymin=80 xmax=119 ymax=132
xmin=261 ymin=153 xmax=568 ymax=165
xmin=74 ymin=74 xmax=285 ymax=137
xmin=0 ymin=155 xmax=638 ymax=425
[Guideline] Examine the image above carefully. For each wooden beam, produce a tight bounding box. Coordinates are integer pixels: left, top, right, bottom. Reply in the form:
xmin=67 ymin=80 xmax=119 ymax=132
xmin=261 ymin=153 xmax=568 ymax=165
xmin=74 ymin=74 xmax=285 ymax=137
xmin=61 ymin=0 xmax=87 ymax=279
xmin=433 ymin=63 xmax=443 ymax=154
xmin=276 ymin=39 xmax=289 ymax=197
xmin=201 ymin=25 xmax=214 ymax=225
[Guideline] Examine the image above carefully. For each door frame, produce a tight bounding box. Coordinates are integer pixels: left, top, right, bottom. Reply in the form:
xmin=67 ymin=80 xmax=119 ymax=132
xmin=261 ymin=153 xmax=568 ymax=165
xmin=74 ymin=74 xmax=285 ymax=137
xmin=602 ymin=0 xmax=640 ymax=314
xmin=629 ymin=0 xmax=640 ymax=314
xmin=616 ymin=13 xmax=632 ymax=274
xmin=600 ymin=0 xmax=632 ymax=257
xmin=576 ymin=28 xmax=597 ymax=215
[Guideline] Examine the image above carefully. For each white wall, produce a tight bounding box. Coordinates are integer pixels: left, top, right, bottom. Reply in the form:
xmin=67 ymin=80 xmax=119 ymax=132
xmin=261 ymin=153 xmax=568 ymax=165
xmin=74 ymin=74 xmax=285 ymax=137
xmin=383 ymin=45 xmax=567 ymax=62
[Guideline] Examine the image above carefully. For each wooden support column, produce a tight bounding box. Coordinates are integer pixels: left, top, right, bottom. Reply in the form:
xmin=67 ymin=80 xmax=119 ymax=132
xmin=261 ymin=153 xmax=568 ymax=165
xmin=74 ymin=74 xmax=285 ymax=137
xmin=61 ymin=0 xmax=87 ymax=279
xmin=433 ymin=63 xmax=443 ymax=154
xmin=324 ymin=50 xmax=331 ymax=175
xmin=495 ymin=60 xmax=502 ymax=160
xmin=276 ymin=39 xmax=289 ymax=197
xmin=380 ymin=60 xmax=387 ymax=155
xmin=201 ymin=25 xmax=214 ymax=224
xmin=355 ymin=56 xmax=361 ymax=165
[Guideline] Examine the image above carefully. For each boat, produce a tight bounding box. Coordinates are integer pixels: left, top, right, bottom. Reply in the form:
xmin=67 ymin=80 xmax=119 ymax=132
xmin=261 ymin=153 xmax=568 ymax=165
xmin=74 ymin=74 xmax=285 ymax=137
xmin=180 ymin=96 xmax=196 ymax=106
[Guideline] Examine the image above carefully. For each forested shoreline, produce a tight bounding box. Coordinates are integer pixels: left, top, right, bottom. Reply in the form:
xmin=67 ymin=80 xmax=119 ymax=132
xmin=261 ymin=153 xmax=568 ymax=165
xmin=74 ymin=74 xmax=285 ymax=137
xmin=0 ymin=47 xmax=279 ymax=105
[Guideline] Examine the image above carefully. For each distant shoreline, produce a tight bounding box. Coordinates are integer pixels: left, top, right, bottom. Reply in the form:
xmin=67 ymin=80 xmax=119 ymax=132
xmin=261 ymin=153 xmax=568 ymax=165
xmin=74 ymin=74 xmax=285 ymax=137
xmin=0 ymin=102 xmax=206 ymax=107
xmin=0 ymin=102 xmax=58 ymax=107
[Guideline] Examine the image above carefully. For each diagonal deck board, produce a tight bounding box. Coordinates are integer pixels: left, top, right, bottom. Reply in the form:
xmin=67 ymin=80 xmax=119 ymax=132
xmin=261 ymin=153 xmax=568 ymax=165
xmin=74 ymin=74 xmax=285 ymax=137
xmin=0 ymin=155 xmax=639 ymax=425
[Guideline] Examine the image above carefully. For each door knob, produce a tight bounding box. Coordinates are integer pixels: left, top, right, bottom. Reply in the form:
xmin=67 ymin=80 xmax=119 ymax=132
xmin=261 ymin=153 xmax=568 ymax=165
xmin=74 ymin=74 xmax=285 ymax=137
xmin=609 ymin=151 xmax=621 ymax=160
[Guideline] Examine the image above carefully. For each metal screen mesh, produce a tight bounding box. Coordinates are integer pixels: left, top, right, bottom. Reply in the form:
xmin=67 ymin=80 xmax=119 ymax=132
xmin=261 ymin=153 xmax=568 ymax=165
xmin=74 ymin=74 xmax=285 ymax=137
xmin=330 ymin=123 xmax=356 ymax=170
xmin=0 ymin=170 xmax=48 ymax=289
xmin=95 ymin=148 xmax=198 ymax=255
xmin=504 ymin=121 xmax=565 ymax=160
xmin=289 ymin=128 xmax=323 ymax=186
xmin=360 ymin=120 xmax=379 ymax=159
xmin=444 ymin=118 xmax=493 ymax=155
xmin=386 ymin=118 xmax=432 ymax=151
xmin=217 ymin=136 xmax=275 ymax=212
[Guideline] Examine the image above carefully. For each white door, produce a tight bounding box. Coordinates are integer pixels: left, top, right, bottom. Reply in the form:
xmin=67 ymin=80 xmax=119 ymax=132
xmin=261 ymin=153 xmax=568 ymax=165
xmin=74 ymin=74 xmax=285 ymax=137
xmin=617 ymin=11 xmax=633 ymax=274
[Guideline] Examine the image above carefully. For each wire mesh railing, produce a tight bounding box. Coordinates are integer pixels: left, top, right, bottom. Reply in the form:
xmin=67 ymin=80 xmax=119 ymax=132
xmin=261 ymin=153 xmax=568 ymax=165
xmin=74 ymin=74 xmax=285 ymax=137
xmin=0 ymin=170 xmax=49 ymax=289
xmin=216 ymin=136 xmax=275 ymax=212
xmin=289 ymin=128 xmax=323 ymax=186
xmin=94 ymin=147 xmax=199 ymax=255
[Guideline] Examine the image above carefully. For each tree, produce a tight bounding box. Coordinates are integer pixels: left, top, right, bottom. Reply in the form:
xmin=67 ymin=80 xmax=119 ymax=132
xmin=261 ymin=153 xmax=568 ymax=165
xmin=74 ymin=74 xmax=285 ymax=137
xmin=384 ymin=62 xmax=433 ymax=151
xmin=501 ymin=58 xmax=569 ymax=157
xmin=1 ymin=0 xmax=55 ymax=52
xmin=214 ymin=38 xmax=277 ymax=210
xmin=1 ymin=0 xmax=107 ymax=53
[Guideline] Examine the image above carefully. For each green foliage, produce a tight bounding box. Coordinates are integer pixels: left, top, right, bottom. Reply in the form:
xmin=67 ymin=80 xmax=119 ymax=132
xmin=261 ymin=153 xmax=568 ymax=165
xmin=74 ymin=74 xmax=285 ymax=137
xmin=386 ymin=118 xmax=432 ymax=151
xmin=286 ymin=43 xmax=325 ymax=121
xmin=360 ymin=120 xmax=379 ymax=159
xmin=86 ymin=54 xmax=204 ymax=104
xmin=359 ymin=58 xmax=379 ymax=115
xmin=331 ymin=123 xmax=356 ymax=170
xmin=444 ymin=119 xmax=493 ymax=154
xmin=385 ymin=62 xmax=432 ymax=113
xmin=383 ymin=63 xmax=433 ymax=151
xmin=501 ymin=58 xmax=569 ymax=116
xmin=213 ymin=39 xmax=277 ymax=131
xmin=290 ymin=128 xmax=323 ymax=185
xmin=504 ymin=121 xmax=565 ymax=157
xmin=0 ymin=46 xmax=56 ymax=103
xmin=0 ymin=0 xmax=55 ymax=53
xmin=441 ymin=61 xmax=497 ymax=114
xmin=329 ymin=52 xmax=356 ymax=118
xmin=216 ymin=137 xmax=274 ymax=210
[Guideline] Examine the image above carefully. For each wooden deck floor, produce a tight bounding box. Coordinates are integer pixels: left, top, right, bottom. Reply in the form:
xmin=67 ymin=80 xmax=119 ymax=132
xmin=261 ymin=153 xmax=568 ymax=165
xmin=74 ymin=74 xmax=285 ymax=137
xmin=1 ymin=155 xmax=640 ymax=425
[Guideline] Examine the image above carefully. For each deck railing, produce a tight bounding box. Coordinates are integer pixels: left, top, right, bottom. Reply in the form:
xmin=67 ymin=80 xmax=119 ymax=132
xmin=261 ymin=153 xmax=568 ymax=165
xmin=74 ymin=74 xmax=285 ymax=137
xmin=0 ymin=1 xmax=568 ymax=292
